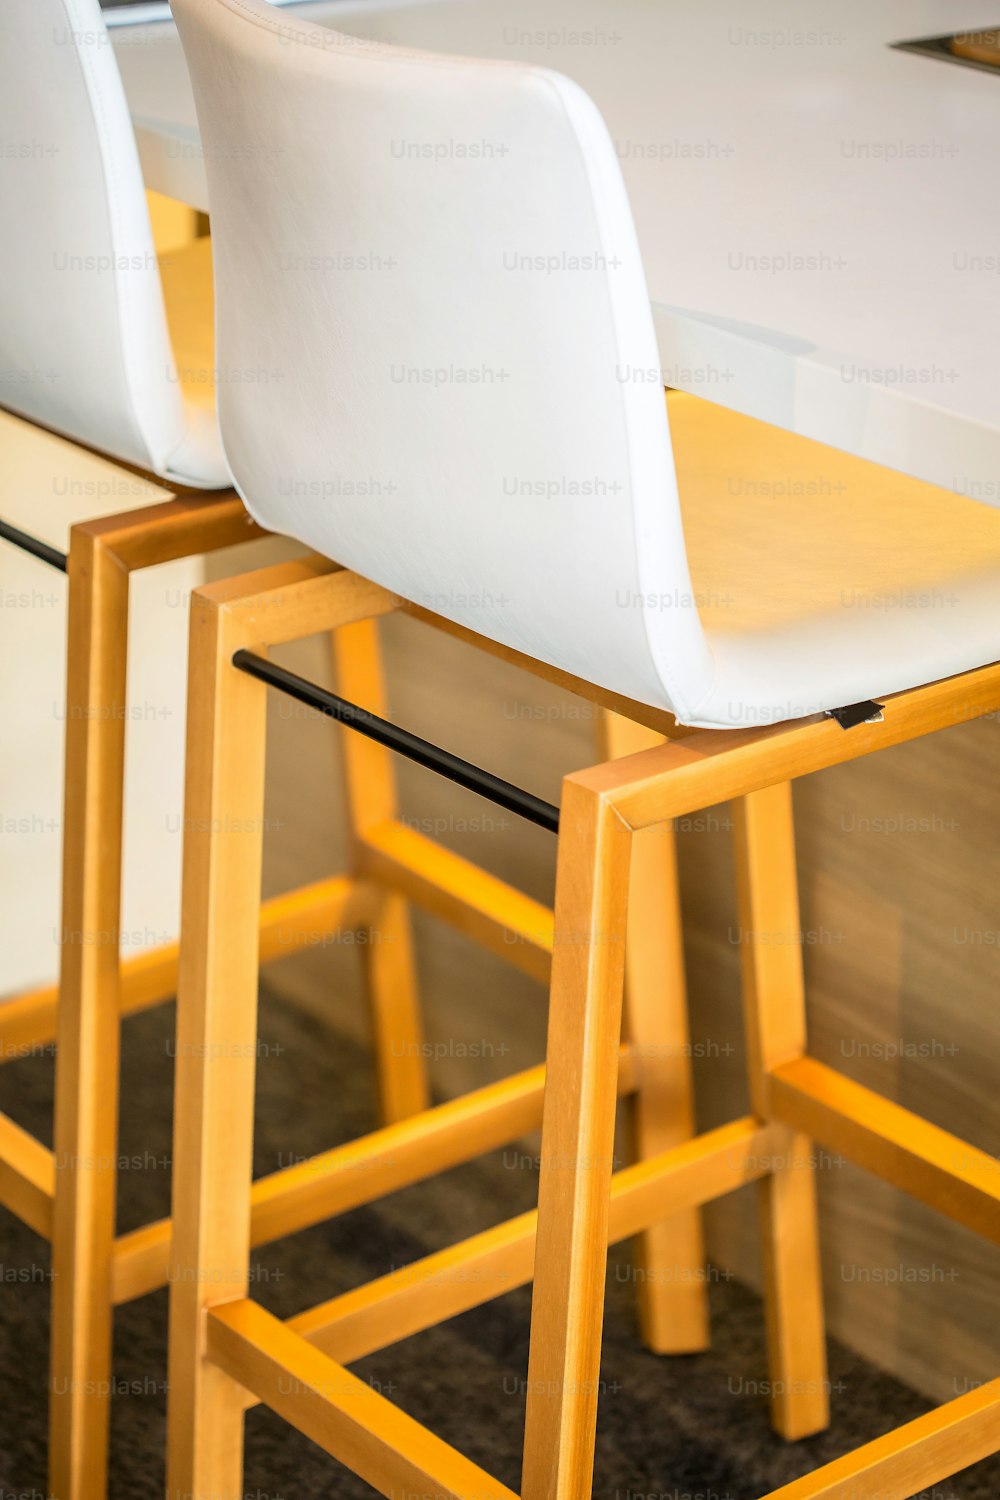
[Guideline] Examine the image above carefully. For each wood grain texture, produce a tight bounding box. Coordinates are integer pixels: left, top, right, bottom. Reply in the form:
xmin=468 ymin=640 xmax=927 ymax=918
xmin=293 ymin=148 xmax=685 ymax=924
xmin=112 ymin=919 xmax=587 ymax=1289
xmin=166 ymin=587 xmax=268 ymax=1500
xmin=581 ymin=659 xmax=1000 ymax=830
xmin=258 ymin=600 xmax=1000 ymax=1409
xmin=682 ymin=719 xmax=1000 ymax=1407
xmin=49 ymin=526 xmax=130 ymax=1500
xmin=769 ymin=1056 xmax=1000 ymax=1243
xmin=0 ymin=1110 xmax=54 ymax=1239
xmin=0 ymin=492 xmax=270 ymax=1500
xmin=733 ymin=786 xmax=829 ymax=1440
xmin=116 ymin=1047 xmax=637 ymax=1305
xmin=281 ymin=1116 xmax=784 ymax=1385
xmin=758 ymin=1378 xmax=1000 ymax=1500
xmin=521 ymin=778 xmax=631 ymax=1500
xmin=332 ymin=618 xmax=428 ymax=1122
xmin=601 ymin=710 xmax=708 ymax=1353
xmin=360 ymin=818 xmax=554 ymax=983
xmin=208 ymin=1299 xmax=518 ymax=1500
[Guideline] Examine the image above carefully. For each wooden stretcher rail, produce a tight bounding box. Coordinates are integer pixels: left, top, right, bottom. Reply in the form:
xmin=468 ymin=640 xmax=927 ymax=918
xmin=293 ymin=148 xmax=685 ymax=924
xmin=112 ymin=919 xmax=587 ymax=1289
xmin=226 ymin=1117 xmax=788 ymax=1392
xmin=113 ymin=1046 xmax=639 ymax=1304
xmin=0 ymin=1110 xmax=55 ymax=1239
xmin=360 ymin=818 xmax=554 ymax=985
xmin=758 ymin=1377 xmax=1000 ymax=1500
xmin=209 ymin=1299 xmax=519 ymax=1500
xmin=769 ymin=1057 xmax=1000 ymax=1245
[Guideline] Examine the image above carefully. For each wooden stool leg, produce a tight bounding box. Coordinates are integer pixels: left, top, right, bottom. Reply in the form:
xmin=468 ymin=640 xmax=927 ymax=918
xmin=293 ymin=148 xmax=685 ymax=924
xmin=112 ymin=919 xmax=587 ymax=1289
xmin=166 ymin=592 xmax=268 ymax=1500
xmin=600 ymin=712 xmax=708 ymax=1354
xmin=521 ymin=780 xmax=631 ymax=1500
xmin=733 ymin=783 xmax=828 ymax=1441
xmin=331 ymin=618 xmax=428 ymax=1123
xmin=50 ymin=531 xmax=128 ymax=1500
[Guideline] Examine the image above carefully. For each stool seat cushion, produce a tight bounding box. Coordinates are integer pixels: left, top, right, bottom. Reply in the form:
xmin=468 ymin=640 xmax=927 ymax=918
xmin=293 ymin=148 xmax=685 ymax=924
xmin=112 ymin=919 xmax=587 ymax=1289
xmin=672 ymin=392 xmax=1000 ymax=726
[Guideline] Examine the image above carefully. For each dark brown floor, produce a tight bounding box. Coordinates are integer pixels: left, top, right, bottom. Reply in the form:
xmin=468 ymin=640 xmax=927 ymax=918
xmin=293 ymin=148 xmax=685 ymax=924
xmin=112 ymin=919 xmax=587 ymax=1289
xmin=1 ymin=991 xmax=997 ymax=1499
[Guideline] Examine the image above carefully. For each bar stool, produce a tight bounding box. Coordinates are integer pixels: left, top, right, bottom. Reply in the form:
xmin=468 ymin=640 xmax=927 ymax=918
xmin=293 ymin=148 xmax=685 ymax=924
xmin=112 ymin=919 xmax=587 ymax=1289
xmin=0 ymin=4 xmax=421 ymax=1495
xmin=1 ymin=9 xmax=712 ymax=1496
xmin=0 ymin=5 xmax=249 ymax=1494
xmin=166 ymin=1 xmax=1000 ymax=1497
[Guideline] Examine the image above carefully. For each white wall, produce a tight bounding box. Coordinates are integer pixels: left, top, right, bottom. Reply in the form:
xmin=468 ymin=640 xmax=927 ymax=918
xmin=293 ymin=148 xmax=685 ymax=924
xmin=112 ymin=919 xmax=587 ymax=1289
xmin=0 ymin=410 xmax=203 ymax=995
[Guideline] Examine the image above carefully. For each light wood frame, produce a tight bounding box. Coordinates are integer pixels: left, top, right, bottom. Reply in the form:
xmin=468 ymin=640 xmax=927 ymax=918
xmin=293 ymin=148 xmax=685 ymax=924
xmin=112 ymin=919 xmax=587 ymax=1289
xmin=163 ymin=557 xmax=895 ymax=1500
xmin=0 ymin=504 xmax=714 ymax=1499
xmin=0 ymin=496 xmax=430 ymax=1500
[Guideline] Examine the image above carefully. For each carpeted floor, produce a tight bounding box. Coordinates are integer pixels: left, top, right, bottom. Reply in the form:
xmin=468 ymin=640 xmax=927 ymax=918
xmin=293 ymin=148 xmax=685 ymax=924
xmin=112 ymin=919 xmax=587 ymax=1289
xmin=1 ymin=991 xmax=997 ymax=1499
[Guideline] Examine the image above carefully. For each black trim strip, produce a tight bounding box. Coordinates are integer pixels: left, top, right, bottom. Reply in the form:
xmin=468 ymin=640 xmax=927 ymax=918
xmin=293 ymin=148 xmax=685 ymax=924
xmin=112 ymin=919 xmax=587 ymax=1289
xmin=231 ymin=649 xmax=561 ymax=833
xmin=0 ymin=518 xmax=68 ymax=573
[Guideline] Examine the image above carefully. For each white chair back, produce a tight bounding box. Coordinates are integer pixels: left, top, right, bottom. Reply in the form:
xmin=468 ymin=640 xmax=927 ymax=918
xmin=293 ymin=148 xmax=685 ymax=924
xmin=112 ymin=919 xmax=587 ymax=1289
xmin=172 ymin=0 xmax=713 ymax=716
xmin=0 ymin=0 xmax=214 ymax=482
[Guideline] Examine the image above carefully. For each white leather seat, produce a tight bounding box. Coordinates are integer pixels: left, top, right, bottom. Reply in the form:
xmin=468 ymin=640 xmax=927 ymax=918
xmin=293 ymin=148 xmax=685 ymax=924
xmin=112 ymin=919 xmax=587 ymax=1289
xmin=672 ymin=394 xmax=1000 ymax=726
xmin=171 ymin=0 xmax=1000 ymax=726
xmin=0 ymin=0 xmax=227 ymax=487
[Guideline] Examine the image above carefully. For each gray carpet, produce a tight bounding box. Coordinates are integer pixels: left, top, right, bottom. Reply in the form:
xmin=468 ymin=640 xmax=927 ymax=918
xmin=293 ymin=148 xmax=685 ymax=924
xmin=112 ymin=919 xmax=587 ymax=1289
xmin=0 ymin=992 xmax=997 ymax=1499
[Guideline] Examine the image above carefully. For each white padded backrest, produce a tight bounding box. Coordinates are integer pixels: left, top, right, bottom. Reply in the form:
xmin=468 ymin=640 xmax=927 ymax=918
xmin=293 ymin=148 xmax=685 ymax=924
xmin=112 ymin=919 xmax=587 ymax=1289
xmin=0 ymin=0 xmax=187 ymax=473
xmin=172 ymin=0 xmax=714 ymax=717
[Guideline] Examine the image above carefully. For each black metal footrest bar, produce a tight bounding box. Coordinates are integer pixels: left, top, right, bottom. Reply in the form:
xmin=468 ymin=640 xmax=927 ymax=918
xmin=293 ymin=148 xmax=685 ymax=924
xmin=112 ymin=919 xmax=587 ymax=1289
xmin=0 ymin=518 xmax=67 ymax=572
xmin=232 ymin=649 xmax=561 ymax=833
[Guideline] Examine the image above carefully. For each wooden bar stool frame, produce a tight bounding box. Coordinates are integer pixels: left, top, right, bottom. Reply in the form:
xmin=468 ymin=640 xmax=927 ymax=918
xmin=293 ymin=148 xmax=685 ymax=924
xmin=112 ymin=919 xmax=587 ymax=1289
xmin=166 ymin=558 xmax=929 ymax=1500
xmin=0 ymin=494 xmax=435 ymax=1500
xmin=169 ymin=554 xmax=1000 ymax=1500
xmin=0 ymin=497 xmax=717 ymax=1499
